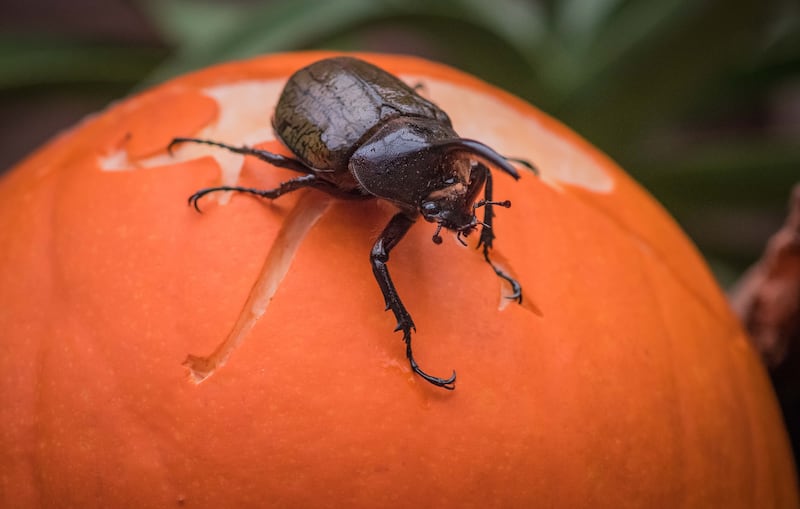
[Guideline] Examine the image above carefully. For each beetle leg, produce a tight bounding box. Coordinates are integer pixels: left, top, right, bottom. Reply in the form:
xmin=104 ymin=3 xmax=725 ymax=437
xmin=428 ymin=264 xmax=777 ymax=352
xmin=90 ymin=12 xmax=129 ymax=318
xmin=476 ymin=165 xmax=523 ymax=304
xmin=189 ymin=174 xmax=324 ymax=212
xmin=169 ymin=137 xmax=319 ymax=175
xmin=504 ymin=156 xmax=539 ymax=176
xmin=371 ymin=213 xmax=456 ymax=390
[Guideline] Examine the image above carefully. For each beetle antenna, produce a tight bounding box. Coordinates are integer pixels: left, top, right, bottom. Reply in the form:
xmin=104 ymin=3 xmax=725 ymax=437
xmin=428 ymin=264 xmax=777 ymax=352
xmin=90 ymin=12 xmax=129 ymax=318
xmin=432 ymin=223 xmax=443 ymax=245
xmin=474 ymin=199 xmax=511 ymax=209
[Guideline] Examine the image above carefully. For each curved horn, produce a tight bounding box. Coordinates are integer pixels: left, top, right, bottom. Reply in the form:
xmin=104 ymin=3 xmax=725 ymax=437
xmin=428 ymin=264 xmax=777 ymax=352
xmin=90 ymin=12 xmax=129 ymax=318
xmin=432 ymin=139 xmax=521 ymax=180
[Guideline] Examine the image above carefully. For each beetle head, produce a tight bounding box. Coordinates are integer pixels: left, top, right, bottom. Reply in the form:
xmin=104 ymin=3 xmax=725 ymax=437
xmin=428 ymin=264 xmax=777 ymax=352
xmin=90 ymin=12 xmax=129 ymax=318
xmin=418 ymin=157 xmax=487 ymax=242
xmin=349 ymin=117 xmax=520 ymax=242
xmin=416 ymin=137 xmax=521 ymax=245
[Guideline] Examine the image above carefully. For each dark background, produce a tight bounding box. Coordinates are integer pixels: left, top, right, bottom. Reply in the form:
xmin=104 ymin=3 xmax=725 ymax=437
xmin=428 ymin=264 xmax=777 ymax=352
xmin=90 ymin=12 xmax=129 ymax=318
xmin=2 ymin=0 xmax=799 ymax=466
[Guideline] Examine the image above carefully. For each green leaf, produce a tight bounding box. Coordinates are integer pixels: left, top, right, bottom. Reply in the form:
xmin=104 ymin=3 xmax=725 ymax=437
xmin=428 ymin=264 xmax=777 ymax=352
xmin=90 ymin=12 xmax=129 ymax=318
xmin=141 ymin=0 xmax=387 ymax=85
xmin=143 ymin=0 xmax=251 ymax=49
xmin=0 ymin=35 xmax=163 ymax=90
xmin=547 ymin=1 xmax=777 ymax=155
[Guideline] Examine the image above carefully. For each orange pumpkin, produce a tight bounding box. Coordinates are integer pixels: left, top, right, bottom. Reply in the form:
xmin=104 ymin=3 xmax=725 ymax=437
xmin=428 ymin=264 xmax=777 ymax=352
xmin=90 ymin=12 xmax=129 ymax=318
xmin=0 ymin=52 xmax=796 ymax=508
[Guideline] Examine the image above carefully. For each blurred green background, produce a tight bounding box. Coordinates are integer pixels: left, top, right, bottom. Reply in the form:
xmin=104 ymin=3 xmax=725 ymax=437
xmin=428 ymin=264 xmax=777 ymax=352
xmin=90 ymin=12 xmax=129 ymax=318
xmin=2 ymin=0 xmax=798 ymax=288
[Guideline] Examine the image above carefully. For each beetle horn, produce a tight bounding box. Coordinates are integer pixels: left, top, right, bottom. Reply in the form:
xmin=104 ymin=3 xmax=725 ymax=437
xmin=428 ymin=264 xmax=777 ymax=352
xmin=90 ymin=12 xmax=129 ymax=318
xmin=432 ymin=139 xmax=521 ymax=180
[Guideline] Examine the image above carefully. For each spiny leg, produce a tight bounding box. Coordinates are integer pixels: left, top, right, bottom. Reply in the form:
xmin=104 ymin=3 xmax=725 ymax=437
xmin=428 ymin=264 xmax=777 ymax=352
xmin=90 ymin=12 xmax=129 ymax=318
xmin=475 ymin=164 xmax=523 ymax=303
xmin=189 ymin=174 xmax=322 ymax=212
xmin=371 ymin=213 xmax=456 ymax=390
xmin=168 ymin=137 xmax=320 ymax=175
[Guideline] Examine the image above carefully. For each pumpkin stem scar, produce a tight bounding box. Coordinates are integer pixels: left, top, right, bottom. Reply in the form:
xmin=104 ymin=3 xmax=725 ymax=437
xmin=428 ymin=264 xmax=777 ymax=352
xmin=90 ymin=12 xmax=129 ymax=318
xmin=183 ymin=190 xmax=332 ymax=384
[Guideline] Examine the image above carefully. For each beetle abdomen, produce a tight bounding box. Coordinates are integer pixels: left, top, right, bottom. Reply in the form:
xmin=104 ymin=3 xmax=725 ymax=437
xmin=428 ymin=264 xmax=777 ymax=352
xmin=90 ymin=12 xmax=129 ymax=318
xmin=273 ymin=56 xmax=452 ymax=172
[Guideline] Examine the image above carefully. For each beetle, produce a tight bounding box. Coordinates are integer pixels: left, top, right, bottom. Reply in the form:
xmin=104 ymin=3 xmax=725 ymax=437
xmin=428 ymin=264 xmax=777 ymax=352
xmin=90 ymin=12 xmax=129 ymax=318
xmin=169 ymin=56 xmax=535 ymax=389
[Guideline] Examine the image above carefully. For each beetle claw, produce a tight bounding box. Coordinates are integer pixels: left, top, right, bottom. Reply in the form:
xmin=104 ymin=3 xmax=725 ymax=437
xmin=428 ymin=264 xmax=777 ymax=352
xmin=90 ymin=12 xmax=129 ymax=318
xmin=188 ymin=193 xmax=204 ymax=213
xmin=412 ymin=366 xmax=457 ymax=390
xmin=167 ymin=137 xmax=183 ymax=156
xmin=505 ymin=282 xmax=523 ymax=304
xmin=394 ymin=322 xmax=453 ymax=389
xmin=187 ymin=188 xmax=221 ymax=213
xmin=402 ymin=330 xmax=456 ymax=390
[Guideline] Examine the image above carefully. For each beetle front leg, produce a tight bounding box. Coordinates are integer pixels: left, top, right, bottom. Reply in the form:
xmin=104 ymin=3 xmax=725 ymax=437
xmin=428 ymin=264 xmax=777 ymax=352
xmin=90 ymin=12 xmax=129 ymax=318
xmin=476 ymin=165 xmax=523 ymax=303
xmin=371 ymin=213 xmax=456 ymax=390
xmin=188 ymin=174 xmax=369 ymax=212
xmin=169 ymin=137 xmax=318 ymax=175
xmin=188 ymin=174 xmax=326 ymax=212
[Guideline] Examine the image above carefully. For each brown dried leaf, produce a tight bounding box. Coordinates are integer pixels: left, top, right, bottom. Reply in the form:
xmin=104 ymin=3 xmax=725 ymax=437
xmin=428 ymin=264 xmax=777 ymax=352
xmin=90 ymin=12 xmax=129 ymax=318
xmin=731 ymin=184 xmax=800 ymax=369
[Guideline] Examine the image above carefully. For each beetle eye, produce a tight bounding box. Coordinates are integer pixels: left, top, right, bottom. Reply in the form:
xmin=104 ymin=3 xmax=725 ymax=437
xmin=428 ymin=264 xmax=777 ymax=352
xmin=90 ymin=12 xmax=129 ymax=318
xmin=421 ymin=202 xmax=440 ymax=215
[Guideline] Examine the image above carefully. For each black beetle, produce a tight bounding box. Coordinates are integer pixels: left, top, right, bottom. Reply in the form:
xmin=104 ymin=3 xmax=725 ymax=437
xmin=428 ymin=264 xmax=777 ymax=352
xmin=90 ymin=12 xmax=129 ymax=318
xmin=169 ymin=56 xmax=534 ymax=389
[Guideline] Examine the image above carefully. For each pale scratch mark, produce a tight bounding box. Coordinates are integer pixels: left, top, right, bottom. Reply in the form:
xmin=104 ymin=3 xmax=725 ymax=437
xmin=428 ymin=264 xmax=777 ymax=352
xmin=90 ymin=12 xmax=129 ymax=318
xmin=99 ymin=80 xmax=286 ymax=207
xmin=184 ymin=191 xmax=332 ymax=383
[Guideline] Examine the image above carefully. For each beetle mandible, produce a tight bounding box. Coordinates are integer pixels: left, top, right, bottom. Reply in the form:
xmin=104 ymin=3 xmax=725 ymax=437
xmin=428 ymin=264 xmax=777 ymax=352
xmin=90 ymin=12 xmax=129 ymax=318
xmin=169 ymin=56 xmax=536 ymax=390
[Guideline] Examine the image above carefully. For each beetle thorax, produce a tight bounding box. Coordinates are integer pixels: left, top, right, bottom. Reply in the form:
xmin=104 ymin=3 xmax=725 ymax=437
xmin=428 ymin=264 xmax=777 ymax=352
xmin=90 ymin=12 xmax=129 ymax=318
xmin=348 ymin=117 xmax=462 ymax=206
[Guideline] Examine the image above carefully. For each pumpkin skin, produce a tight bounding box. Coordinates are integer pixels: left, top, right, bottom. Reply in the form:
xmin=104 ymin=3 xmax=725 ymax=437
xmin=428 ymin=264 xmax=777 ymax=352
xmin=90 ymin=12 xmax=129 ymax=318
xmin=0 ymin=52 xmax=796 ymax=508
